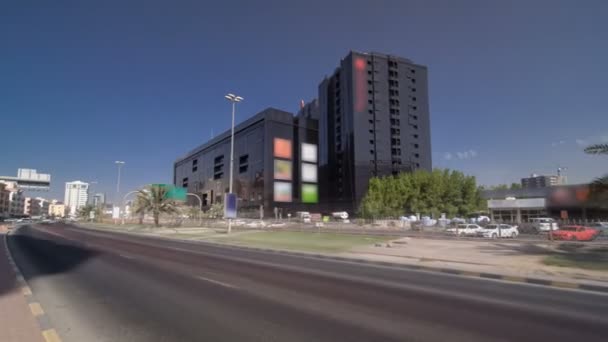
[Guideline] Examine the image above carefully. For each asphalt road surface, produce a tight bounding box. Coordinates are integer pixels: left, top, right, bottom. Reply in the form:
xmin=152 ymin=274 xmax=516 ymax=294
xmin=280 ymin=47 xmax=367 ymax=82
xmin=6 ymin=224 xmax=608 ymax=342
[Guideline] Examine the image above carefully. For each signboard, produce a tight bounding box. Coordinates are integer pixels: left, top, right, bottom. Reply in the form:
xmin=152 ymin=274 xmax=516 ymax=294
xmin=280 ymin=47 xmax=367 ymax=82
xmin=274 ymin=138 xmax=292 ymax=159
xmin=112 ymin=206 xmax=120 ymax=219
xmin=224 ymin=193 xmax=237 ymax=219
xmin=301 ymin=184 xmax=318 ymax=203
xmin=560 ymin=210 xmax=569 ymax=220
xmin=274 ymin=160 xmax=293 ymax=180
xmin=89 ymin=211 xmax=95 ymax=220
xmin=273 ymin=182 xmax=292 ymax=202
xmin=152 ymin=184 xmax=187 ymax=201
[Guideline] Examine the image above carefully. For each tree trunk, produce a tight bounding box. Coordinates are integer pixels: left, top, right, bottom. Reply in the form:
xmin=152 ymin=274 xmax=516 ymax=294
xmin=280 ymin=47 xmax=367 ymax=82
xmin=154 ymin=212 xmax=160 ymax=227
xmin=138 ymin=213 xmax=143 ymax=225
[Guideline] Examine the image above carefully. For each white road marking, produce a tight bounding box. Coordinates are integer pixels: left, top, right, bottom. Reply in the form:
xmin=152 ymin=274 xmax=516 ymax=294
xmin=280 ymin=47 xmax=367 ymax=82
xmin=119 ymin=254 xmax=135 ymax=259
xmin=195 ymin=275 xmax=238 ymax=289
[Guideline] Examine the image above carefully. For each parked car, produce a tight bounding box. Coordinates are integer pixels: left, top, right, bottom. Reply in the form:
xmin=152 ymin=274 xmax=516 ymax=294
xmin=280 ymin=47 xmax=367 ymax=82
xmin=477 ymin=224 xmax=519 ymax=238
xmin=446 ymin=224 xmax=484 ymax=236
xmin=549 ymin=226 xmax=600 ymax=241
xmin=529 ymin=218 xmax=559 ymax=233
xmin=587 ymin=222 xmax=608 ymax=235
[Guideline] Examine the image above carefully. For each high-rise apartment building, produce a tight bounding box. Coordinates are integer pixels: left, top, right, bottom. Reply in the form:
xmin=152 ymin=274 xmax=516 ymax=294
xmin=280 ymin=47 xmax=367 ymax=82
xmin=318 ymin=51 xmax=432 ymax=212
xmin=0 ymin=181 xmax=25 ymax=216
xmin=64 ymin=181 xmax=89 ymax=215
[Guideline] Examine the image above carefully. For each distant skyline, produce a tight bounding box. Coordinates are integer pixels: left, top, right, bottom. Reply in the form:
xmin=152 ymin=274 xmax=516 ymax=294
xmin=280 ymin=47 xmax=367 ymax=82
xmin=2 ymin=0 xmax=607 ymax=201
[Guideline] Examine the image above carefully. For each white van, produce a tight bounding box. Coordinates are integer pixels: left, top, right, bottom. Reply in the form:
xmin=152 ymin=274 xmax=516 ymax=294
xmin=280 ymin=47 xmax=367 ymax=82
xmin=529 ymin=218 xmax=558 ymax=232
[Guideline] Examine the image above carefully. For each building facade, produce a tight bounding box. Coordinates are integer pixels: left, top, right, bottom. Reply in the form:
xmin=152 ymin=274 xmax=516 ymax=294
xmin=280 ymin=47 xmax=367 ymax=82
xmin=0 ymin=183 xmax=9 ymax=217
xmin=23 ymin=197 xmax=50 ymax=217
xmin=174 ymin=108 xmax=319 ymax=217
xmin=318 ymin=51 xmax=432 ymax=212
xmin=92 ymin=193 xmax=106 ymax=207
xmin=64 ymin=181 xmax=89 ymax=216
xmin=1 ymin=181 xmax=26 ymax=217
xmin=49 ymin=200 xmax=68 ymax=218
xmin=521 ymin=174 xmax=566 ymax=189
xmin=483 ymin=184 xmax=608 ymax=222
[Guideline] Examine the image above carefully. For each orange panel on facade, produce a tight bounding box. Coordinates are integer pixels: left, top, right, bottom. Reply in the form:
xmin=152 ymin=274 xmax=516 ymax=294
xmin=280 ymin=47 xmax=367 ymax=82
xmin=274 ymin=138 xmax=292 ymax=159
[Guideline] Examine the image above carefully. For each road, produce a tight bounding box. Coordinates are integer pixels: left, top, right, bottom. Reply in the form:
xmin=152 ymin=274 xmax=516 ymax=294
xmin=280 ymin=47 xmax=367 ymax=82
xmin=6 ymin=224 xmax=608 ymax=342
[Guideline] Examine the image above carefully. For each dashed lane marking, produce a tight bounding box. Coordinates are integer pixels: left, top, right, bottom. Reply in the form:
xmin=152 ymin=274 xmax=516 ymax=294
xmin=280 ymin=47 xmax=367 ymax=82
xmin=42 ymin=329 xmax=62 ymax=342
xmin=195 ymin=275 xmax=239 ymax=289
xmin=29 ymin=302 xmax=45 ymax=317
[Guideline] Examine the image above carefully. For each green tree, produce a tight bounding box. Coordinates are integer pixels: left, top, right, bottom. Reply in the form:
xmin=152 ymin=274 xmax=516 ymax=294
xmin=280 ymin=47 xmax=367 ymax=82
xmin=359 ymin=169 xmax=487 ymax=218
xmin=77 ymin=205 xmax=102 ymax=222
xmin=135 ymin=185 xmax=179 ymax=227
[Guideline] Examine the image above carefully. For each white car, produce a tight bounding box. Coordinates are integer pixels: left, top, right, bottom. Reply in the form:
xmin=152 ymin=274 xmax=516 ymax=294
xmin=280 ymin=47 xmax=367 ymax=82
xmin=446 ymin=224 xmax=484 ymax=236
xmin=478 ymin=224 xmax=519 ymax=239
xmin=530 ymin=218 xmax=558 ymax=232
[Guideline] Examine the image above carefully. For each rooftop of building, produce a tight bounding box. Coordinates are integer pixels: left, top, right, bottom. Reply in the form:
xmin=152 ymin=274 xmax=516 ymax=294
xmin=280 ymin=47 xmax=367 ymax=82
xmin=174 ymin=107 xmax=297 ymax=164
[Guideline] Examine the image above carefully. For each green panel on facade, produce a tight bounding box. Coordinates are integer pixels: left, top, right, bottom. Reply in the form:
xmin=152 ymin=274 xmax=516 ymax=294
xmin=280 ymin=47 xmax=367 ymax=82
xmin=302 ymin=184 xmax=318 ymax=203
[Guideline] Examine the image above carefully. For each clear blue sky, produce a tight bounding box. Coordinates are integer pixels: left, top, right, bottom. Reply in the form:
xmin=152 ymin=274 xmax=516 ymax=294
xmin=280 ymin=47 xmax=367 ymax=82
xmin=2 ymin=0 xmax=607 ymax=203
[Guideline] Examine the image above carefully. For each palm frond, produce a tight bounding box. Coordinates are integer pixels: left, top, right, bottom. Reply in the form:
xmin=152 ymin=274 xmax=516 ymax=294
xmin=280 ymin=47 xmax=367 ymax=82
xmin=584 ymin=144 xmax=608 ymax=155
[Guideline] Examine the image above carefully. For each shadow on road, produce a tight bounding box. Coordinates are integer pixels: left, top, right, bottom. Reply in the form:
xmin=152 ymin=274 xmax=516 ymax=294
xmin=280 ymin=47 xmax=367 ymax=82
xmin=1 ymin=226 xmax=99 ymax=297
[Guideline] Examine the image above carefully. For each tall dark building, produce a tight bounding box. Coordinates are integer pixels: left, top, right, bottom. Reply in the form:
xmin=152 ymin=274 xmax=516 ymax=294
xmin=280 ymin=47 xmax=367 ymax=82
xmin=318 ymin=51 xmax=432 ymax=212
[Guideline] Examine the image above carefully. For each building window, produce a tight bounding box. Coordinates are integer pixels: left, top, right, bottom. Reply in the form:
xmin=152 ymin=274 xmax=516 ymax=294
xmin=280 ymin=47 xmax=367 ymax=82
xmin=370 ymin=150 xmax=374 ymax=155
xmin=214 ymin=155 xmax=224 ymax=164
xmin=412 ymin=96 xmax=417 ymax=101
xmin=368 ymin=99 xmax=373 ymax=104
xmin=414 ymin=143 xmax=419 ymax=148
xmin=213 ymin=172 xmax=223 ymax=180
xmin=412 ymin=106 xmax=418 ymax=110
xmin=368 ymin=109 xmax=373 ymax=114
xmin=239 ymin=154 xmax=249 ymax=164
xmin=412 ymin=125 xmax=418 ymax=129
xmin=368 ymin=119 xmax=373 ymax=124
xmin=192 ymin=166 xmax=198 ymax=172
xmin=415 ymin=153 xmax=420 ymax=158
xmin=413 ymin=134 xmax=419 ymax=139
xmin=369 ymin=140 xmax=374 ymax=145
xmin=411 ymin=79 xmax=416 ymax=84
xmin=239 ymin=165 xmax=248 ymax=173
xmin=411 ymin=88 xmax=417 ymax=92
xmin=182 ymin=177 xmax=188 ymax=188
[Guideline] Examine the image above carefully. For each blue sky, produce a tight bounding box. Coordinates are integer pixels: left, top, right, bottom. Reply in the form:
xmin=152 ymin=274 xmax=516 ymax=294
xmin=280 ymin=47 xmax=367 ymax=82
xmin=1 ymin=0 xmax=607 ymax=202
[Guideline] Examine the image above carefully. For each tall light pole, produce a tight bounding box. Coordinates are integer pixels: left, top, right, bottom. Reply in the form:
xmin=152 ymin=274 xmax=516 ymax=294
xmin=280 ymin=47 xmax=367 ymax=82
xmin=115 ymin=161 xmax=125 ymax=222
xmin=224 ymin=93 xmax=243 ymax=234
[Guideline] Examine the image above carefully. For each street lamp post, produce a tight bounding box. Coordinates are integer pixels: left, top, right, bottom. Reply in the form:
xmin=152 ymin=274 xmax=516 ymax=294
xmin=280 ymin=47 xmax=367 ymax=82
xmin=224 ymin=93 xmax=243 ymax=234
xmin=115 ymin=161 xmax=125 ymax=224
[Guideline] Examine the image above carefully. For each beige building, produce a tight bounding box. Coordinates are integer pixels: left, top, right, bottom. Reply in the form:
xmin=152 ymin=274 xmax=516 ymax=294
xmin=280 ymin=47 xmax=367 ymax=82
xmin=0 ymin=183 xmax=9 ymax=216
xmin=24 ymin=197 xmax=50 ymax=217
xmin=0 ymin=181 xmax=25 ymax=216
xmin=49 ymin=200 xmax=68 ymax=218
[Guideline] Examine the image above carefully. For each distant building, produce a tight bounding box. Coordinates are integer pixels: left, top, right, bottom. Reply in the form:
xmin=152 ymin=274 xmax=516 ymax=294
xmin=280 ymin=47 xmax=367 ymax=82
xmin=49 ymin=200 xmax=68 ymax=218
xmin=24 ymin=197 xmax=50 ymax=216
xmin=318 ymin=51 xmax=432 ymax=212
xmin=521 ymin=174 xmax=566 ymax=189
xmin=92 ymin=193 xmax=106 ymax=207
xmin=0 ymin=183 xmax=9 ymax=217
xmin=482 ymin=184 xmax=607 ymax=222
xmin=1 ymin=181 xmax=26 ymax=217
xmin=64 ymin=181 xmax=89 ymax=216
xmin=297 ymin=99 xmax=320 ymax=120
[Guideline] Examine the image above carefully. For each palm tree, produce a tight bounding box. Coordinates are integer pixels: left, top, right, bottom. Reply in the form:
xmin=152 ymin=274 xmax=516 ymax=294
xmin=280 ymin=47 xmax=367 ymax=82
xmin=584 ymin=144 xmax=608 ymax=155
xmin=132 ymin=195 xmax=147 ymax=225
xmin=135 ymin=185 xmax=178 ymax=227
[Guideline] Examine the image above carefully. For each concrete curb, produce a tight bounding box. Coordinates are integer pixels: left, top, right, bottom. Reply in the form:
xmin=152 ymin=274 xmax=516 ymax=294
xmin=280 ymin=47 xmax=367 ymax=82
xmin=74 ymin=224 xmax=608 ymax=294
xmin=4 ymin=231 xmax=63 ymax=342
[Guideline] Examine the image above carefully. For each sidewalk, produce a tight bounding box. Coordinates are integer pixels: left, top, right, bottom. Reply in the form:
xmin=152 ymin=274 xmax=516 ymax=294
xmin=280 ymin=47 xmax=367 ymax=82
xmin=0 ymin=232 xmax=44 ymax=342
